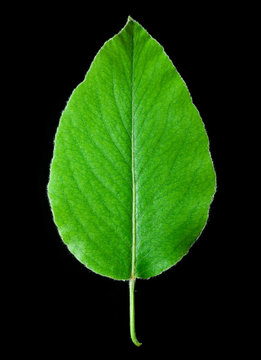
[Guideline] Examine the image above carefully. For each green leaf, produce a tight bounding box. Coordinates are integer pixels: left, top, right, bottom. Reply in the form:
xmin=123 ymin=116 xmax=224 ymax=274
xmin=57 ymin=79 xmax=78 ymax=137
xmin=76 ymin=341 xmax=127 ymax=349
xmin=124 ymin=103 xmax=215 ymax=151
xmin=47 ymin=17 xmax=216 ymax=346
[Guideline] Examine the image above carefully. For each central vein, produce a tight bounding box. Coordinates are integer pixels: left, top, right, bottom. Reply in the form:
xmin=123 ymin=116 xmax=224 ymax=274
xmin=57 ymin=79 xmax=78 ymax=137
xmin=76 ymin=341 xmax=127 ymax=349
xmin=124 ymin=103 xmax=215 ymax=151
xmin=128 ymin=18 xmax=142 ymax=347
xmin=131 ymin=20 xmax=136 ymax=280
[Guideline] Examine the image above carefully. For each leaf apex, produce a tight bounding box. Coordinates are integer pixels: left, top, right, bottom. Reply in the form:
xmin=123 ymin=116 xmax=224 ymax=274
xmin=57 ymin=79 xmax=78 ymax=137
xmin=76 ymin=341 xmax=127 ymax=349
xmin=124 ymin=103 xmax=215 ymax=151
xmin=127 ymin=15 xmax=134 ymax=23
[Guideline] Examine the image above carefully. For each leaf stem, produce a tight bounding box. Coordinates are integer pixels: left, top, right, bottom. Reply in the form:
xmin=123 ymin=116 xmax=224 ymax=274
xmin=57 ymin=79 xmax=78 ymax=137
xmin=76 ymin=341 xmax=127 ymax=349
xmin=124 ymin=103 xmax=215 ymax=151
xmin=129 ymin=278 xmax=142 ymax=347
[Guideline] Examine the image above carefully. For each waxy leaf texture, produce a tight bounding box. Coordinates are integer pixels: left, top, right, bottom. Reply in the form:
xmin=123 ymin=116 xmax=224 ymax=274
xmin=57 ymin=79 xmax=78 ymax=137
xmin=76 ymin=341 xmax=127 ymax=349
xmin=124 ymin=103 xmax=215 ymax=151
xmin=48 ymin=18 xmax=216 ymax=281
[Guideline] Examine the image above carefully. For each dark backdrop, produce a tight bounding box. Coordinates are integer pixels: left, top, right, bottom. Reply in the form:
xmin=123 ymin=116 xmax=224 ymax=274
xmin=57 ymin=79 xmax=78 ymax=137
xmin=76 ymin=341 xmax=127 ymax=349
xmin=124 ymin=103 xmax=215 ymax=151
xmin=11 ymin=2 xmax=247 ymax=357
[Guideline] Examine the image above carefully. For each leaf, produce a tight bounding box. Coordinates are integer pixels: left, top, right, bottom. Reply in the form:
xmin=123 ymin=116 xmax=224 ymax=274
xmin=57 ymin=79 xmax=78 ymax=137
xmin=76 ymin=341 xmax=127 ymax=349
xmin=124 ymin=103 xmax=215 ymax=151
xmin=47 ymin=17 xmax=216 ymax=346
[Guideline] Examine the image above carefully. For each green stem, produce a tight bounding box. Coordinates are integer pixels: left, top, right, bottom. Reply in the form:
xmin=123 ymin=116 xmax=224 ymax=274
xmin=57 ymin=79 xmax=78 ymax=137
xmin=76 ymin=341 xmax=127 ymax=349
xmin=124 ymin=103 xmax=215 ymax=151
xmin=129 ymin=278 xmax=142 ymax=347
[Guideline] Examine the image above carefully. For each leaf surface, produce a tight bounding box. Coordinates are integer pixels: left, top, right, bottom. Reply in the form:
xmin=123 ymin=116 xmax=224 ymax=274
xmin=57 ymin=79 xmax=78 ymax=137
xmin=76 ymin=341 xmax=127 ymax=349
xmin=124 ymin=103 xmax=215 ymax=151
xmin=48 ymin=18 xmax=216 ymax=281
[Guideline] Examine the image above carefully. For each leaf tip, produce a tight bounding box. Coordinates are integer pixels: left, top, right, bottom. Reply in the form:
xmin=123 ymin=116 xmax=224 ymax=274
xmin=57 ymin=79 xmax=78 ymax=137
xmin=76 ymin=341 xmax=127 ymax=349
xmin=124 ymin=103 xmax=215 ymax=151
xmin=127 ymin=15 xmax=134 ymax=23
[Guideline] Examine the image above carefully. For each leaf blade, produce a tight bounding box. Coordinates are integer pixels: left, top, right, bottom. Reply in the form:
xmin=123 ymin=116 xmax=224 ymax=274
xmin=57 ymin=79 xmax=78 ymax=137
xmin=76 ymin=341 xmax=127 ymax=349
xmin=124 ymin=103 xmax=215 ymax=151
xmin=48 ymin=18 xmax=216 ymax=280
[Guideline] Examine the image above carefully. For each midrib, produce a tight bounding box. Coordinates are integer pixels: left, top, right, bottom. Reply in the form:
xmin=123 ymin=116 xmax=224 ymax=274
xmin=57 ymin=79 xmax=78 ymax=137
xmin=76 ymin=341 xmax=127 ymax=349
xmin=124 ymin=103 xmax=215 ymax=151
xmin=130 ymin=21 xmax=136 ymax=280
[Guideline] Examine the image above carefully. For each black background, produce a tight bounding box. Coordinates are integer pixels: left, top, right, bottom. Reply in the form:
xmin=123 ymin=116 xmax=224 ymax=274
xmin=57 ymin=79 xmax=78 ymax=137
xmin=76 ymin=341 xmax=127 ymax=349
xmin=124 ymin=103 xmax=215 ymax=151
xmin=9 ymin=1 xmax=251 ymax=358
